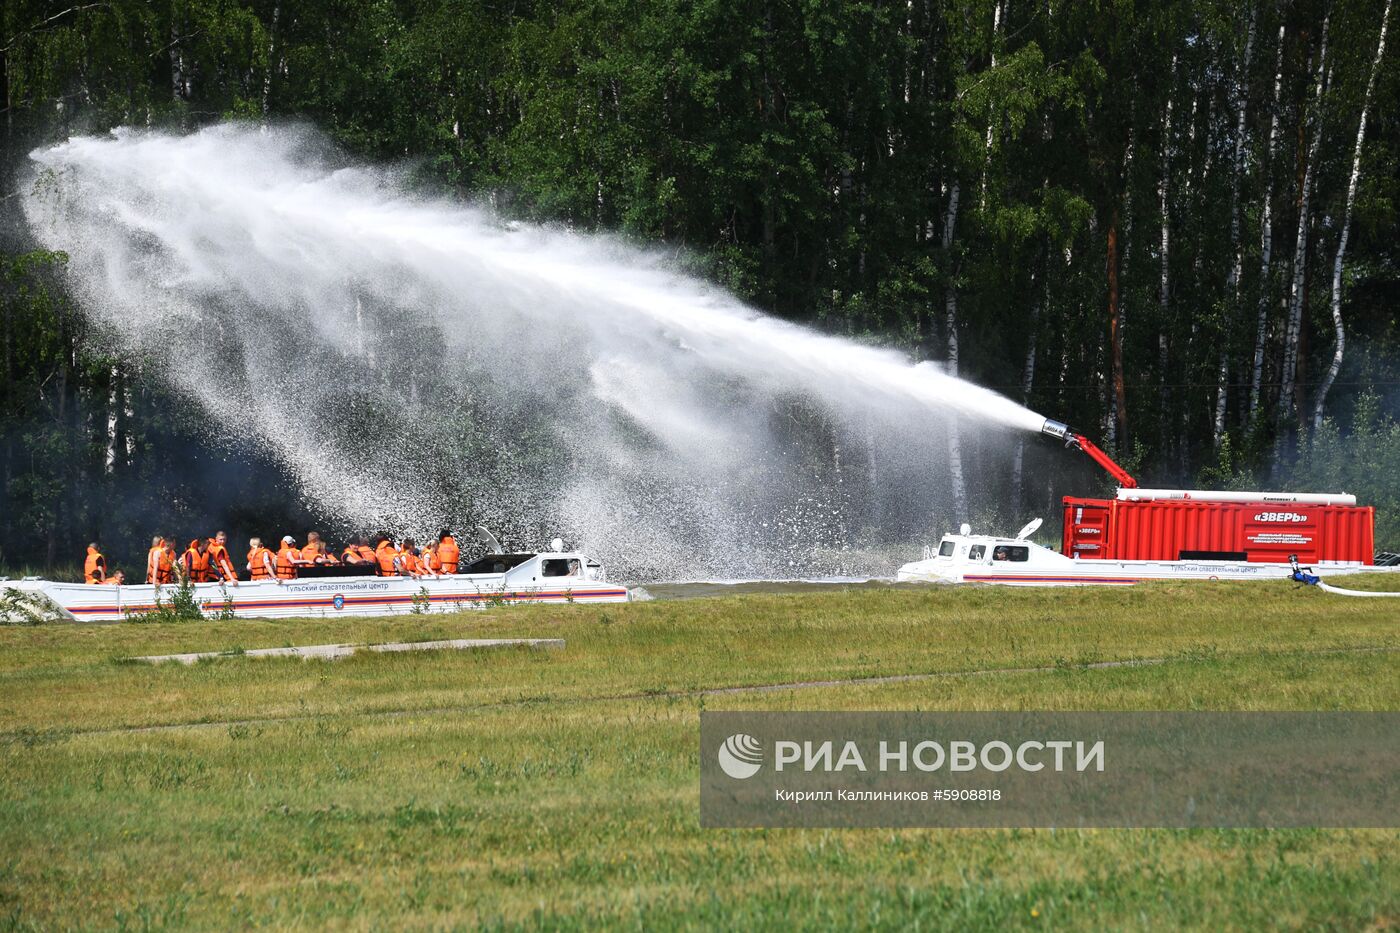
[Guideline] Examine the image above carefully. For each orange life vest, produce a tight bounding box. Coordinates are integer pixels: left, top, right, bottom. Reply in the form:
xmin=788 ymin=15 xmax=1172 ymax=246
xmin=183 ymin=545 xmax=214 ymax=583
xmin=147 ymin=545 xmax=174 ymax=585
xmin=400 ymin=551 xmax=424 ymax=575
xmin=426 ymin=549 xmax=443 ymax=573
xmin=208 ymin=542 xmax=237 ymax=581
xmin=248 ymin=546 xmax=274 ymax=581
xmin=438 ymin=536 xmax=460 ymax=574
xmin=375 ymin=543 xmax=399 ymax=576
xmin=276 ymin=545 xmax=300 ymax=580
xmin=301 ymin=541 xmax=325 ymax=562
xmin=84 ymin=546 xmax=107 ymax=585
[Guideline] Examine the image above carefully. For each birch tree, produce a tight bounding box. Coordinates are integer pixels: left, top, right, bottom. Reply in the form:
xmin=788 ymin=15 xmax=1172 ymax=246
xmin=1216 ymin=7 xmax=1256 ymax=448
xmin=1277 ymin=16 xmax=1331 ymax=440
xmin=941 ymin=180 xmax=968 ymax=521
xmin=1312 ymin=0 xmax=1391 ymax=433
xmin=1157 ymin=52 xmax=1177 ymax=453
xmin=1107 ymin=122 xmax=1134 ymax=450
xmin=979 ymin=0 xmax=1006 ymax=209
xmin=1250 ymin=12 xmax=1288 ymax=424
xmin=1011 ymin=242 xmax=1046 ymax=518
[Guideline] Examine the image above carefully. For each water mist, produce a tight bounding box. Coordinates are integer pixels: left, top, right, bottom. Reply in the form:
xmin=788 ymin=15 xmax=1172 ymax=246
xmin=23 ymin=124 xmax=1047 ymax=579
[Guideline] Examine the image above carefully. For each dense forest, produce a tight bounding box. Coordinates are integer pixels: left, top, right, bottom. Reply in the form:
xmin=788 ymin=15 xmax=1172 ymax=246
xmin=2 ymin=0 xmax=1399 ymax=572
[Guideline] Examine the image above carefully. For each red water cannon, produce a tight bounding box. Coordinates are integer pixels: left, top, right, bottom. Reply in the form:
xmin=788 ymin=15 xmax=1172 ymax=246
xmin=1040 ymin=419 xmax=1138 ymax=489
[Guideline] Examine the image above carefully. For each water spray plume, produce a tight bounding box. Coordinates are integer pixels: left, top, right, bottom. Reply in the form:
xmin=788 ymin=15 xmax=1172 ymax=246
xmin=24 ymin=124 xmax=1048 ymax=579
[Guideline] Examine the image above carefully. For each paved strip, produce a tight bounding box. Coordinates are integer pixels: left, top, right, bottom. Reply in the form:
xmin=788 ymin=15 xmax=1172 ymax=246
xmin=699 ymin=655 xmax=1170 ymax=695
xmin=129 ymin=638 xmax=565 ymax=665
xmin=44 ymin=643 xmax=1398 ymax=738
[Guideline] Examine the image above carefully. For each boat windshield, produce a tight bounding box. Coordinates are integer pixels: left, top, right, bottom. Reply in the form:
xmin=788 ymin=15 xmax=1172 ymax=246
xmin=460 ymin=553 xmax=535 ymax=574
xmin=992 ymin=546 xmax=1030 ymax=562
xmin=541 ymin=558 xmax=581 ymax=578
xmin=938 ymin=539 xmax=955 ymax=557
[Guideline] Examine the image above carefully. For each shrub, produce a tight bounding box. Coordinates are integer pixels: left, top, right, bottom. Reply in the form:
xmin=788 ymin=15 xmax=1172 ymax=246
xmin=126 ymin=577 xmax=204 ymax=623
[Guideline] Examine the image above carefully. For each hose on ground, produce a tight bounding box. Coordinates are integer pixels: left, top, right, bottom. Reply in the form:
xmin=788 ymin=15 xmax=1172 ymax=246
xmin=1315 ymin=582 xmax=1400 ymax=598
xmin=1289 ymin=556 xmax=1400 ymax=597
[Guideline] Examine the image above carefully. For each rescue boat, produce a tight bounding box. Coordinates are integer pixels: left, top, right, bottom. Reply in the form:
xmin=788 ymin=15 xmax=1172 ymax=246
xmin=897 ymin=419 xmax=1400 ymax=588
xmin=1 ymin=540 xmax=630 ymax=623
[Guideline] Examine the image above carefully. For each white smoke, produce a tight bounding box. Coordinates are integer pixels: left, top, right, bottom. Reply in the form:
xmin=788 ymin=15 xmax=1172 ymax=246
xmin=23 ymin=123 xmax=1046 ymax=579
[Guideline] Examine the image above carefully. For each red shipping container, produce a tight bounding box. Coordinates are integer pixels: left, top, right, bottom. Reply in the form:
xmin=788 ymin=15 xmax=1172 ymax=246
xmin=1061 ymin=495 xmax=1375 ymax=565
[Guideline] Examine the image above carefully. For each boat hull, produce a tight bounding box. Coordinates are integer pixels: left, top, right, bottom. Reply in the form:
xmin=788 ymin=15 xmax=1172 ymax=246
xmin=897 ymin=559 xmax=1300 ymax=586
xmin=3 ymin=574 xmax=631 ymax=623
xmin=895 ymin=558 xmax=1400 ymax=587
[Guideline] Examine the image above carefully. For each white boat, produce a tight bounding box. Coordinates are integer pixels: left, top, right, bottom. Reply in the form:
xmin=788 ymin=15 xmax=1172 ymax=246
xmin=897 ymin=419 xmax=1400 ymax=588
xmin=895 ymin=519 xmax=1398 ymax=587
xmin=1 ymin=545 xmax=630 ymax=623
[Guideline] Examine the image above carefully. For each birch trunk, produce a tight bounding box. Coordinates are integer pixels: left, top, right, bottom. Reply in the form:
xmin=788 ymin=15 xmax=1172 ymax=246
xmin=170 ymin=21 xmax=187 ymax=101
xmin=1011 ymin=253 xmax=1041 ymax=518
xmin=1312 ymin=0 xmax=1390 ymax=433
xmin=1158 ymin=54 xmax=1177 ymax=458
xmin=1277 ymin=17 xmax=1330 ymax=435
xmin=1216 ymin=10 xmax=1256 ymax=447
xmin=1159 ymin=55 xmax=1175 ymax=322
xmin=112 ymin=363 xmax=130 ymax=474
xmin=1107 ymin=124 xmax=1133 ymax=450
xmin=1 ymin=234 xmax=10 ymax=545
xmin=1250 ymin=14 xmax=1287 ymax=424
xmin=48 ymin=300 xmax=70 ymax=567
xmin=1184 ymin=92 xmax=1207 ymax=475
xmin=942 ymin=181 xmax=968 ymax=522
xmin=979 ymin=0 xmax=1006 ymax=209
xmin=1108 ymin=208 xmax=1126 ymax=445
xmin=262 ymin=3 xmax=281 ymax=117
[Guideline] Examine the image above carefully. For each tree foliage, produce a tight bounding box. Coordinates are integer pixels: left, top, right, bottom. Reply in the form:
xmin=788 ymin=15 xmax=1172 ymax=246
xmin=2 ymin=0 xmax=1399 ymax=568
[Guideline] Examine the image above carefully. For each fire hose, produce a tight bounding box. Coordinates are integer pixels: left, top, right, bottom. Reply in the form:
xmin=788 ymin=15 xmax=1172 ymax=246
xmin=1289 ymin=556 xmax=1400 ymax=598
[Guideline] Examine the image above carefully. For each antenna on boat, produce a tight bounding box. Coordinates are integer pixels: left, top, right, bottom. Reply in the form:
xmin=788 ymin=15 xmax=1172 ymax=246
xmin=475 ymin=525 xmax=504 ymax=554
xmin=1014 ymin=518 xmax=1043 ymax=541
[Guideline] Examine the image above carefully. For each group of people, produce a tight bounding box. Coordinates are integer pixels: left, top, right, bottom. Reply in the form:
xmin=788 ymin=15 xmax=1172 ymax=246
xmin=82 ymin=532 xmax=461 ymax=586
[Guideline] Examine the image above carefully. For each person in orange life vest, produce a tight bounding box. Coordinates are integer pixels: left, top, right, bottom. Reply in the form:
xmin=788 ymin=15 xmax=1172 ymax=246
xmin=301 ymin=531 xmax=334 ymax=563
xmin=275 ymin=536 xmax=308 ymax=581
xmin=423 ymin=540 xmax=442 ymax=575
xmin=145 ymin=536 xmax=160 ymax=583
xmin=246 ymin=538 xmax=276 ymax=581
xmin=342 ymin=536 xmax=374 ymax=566
xmin=181 ymin=538 xmax=215 ymax=583
xmin=312 ymin=531 xmax=341 ymax=564
xmin=374 ymin=535 xmax=400 ymax=577
xmin=108 ymin=569 xmax=126 ymax=586
xmin=208 ymin=531 xmax=239 ymax=585
xmin=437 ymin=530 xmax=460 ymax=574
xmin=396 ymin=539 xmax=428 ymax=578
xmin=340 ymin=539 xmax=358 ymax=564
xmin=84 ymin=543 xmax=107 ymax=584
xmin=147 ymin=535 xmax=175 ymax=585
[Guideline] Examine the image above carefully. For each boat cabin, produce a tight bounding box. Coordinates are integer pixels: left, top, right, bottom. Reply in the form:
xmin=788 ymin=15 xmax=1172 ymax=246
xmin=464 ymin=552 xmax=606 ymax=583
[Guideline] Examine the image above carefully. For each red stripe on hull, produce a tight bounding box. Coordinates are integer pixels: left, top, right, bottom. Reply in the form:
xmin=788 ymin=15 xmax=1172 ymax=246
xmin=962 ymin=575 xmax=1140 ymax=585
xmin=68 ymin=588 xmax=630 ymax=615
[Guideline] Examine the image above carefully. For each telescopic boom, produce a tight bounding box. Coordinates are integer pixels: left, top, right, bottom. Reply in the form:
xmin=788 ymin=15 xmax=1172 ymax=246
xmin=1039 ymin=419 xmax=1139 ymax=489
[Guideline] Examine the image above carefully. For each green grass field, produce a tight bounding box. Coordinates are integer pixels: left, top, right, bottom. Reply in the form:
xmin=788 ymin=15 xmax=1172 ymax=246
xmin=1 ymin=580 xmax=1398 ymax=930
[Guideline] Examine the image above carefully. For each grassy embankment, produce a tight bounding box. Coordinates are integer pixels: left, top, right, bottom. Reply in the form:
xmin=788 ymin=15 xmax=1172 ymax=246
xmin=1 ymin=580 xmax=1397 ymax=929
